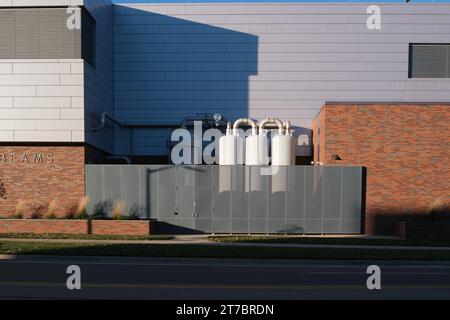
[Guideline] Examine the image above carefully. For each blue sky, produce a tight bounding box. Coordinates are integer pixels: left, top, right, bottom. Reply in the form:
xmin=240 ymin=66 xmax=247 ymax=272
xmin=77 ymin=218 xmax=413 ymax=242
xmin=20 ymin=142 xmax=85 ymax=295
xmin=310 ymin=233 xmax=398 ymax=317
xmin=114 ymin=0 xmax=450 ymax=3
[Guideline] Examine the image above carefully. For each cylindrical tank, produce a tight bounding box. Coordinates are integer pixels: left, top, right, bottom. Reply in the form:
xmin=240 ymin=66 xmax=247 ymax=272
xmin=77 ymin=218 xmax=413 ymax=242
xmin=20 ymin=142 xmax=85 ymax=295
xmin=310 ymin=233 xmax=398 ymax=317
xmin=219 ymin=123 xmax=244 ymax=165
xmin=245 ymin=134 xmax=269 ymax=165
xmin=271 ymin=122 xmax=296 ymax=166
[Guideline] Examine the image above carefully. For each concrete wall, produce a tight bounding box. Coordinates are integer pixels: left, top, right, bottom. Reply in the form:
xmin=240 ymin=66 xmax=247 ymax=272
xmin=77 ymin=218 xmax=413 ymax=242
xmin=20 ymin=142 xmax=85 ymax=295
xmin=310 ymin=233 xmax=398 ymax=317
xmin=113 ymin=3 xmax=450 ymax=157
xmin=0 ymin=59 xmax=84 ymax=142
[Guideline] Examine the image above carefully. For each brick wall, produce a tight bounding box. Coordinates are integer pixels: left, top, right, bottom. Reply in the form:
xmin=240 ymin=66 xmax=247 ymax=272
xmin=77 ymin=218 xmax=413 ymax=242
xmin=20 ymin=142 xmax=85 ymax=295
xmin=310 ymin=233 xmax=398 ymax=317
xmin=313 ymin=103 xmax=450 ymax=235
xmin=90 ymin=220 xmax=152 ymax=236
xmin=0 ymin=219 xmax=154 ymax=236
xmin=0 ymin=145 xmax=85 ymax=218
xmin=0 ymin=219 xmax=87 ymax=234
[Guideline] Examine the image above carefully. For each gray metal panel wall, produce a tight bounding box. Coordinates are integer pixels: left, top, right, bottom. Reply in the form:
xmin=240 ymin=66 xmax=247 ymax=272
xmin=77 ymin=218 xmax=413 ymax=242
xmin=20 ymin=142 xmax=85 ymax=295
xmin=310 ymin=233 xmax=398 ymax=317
xmin=83 ymin=0 xmax=115 ymax=154
xmin=113 ymin=3 xmax=450 ymax=157
xmin=0 ymin=8 xmax=81 ymax=59
xmin=86 ymin=165 xmax=363 ymax=234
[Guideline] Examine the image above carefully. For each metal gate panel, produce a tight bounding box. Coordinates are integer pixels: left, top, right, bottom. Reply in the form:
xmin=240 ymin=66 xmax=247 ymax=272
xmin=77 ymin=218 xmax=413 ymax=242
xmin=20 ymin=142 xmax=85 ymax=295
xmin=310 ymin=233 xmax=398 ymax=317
xmin=86 ymin=165 xmax=364 ymax=234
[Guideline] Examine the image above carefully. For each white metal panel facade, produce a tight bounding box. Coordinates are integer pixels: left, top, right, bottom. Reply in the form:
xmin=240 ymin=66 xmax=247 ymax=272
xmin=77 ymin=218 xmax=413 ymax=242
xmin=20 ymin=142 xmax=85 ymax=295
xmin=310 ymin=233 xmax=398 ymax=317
xmin=113 ymin=3 xmax=450 ymax=157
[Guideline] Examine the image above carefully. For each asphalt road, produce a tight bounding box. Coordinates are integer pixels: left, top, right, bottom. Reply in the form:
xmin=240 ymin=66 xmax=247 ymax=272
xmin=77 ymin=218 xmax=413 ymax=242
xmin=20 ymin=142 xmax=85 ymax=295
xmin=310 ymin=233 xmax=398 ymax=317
xmin=0 ymin=255 xmax=449 ymax=300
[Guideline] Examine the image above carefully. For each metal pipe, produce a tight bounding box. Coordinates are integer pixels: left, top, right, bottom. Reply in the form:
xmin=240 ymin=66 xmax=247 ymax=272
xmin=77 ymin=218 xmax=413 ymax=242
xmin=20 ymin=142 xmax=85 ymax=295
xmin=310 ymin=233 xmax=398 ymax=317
xmin=91 ymin=112 xmax=124 ymax=132
xmin=233 ymin=118 xmax=257 ymax=135
xmin=259 ymin=118 xmax=284 ymax=135
xmin=284 ymin=121 xmax=291 ymax=136
xmin=92 ymin=111 xmax=181 ymax=132
xmin=225 ymin=122 xmax=232 ymax=135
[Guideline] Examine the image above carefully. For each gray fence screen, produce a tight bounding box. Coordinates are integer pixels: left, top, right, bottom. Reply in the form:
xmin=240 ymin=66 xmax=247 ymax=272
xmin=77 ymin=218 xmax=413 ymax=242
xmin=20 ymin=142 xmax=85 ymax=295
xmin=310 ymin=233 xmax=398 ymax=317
xmin=86 ymin=165 xmax=364 ymax=234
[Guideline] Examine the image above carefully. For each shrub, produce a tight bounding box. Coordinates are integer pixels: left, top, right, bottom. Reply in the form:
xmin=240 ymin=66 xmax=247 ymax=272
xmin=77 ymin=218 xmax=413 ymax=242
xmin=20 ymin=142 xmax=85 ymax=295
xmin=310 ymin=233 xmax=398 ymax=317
xmin=64 ymin=204 xmax=77 ymax=219
xmin=0 ymin=177 xmax=6 ymax=200
xmin=75 ymin=196 xmax=89 ymax=220
xmin=11 ymin=212 xmax=24 ymax=219
xmin=64 ymin=200 xmax=89 ymax=219
xmin=12 ymin=201 xmax=26 ymax=219
xmin=45 ymin=200 xmax=58 ymax=219
xmin=128 ymin=204 xmax=144 ymax=220
xmin=30 ymin=202 xmax=47 ymax=219
xmin=90 ymin=200 xmax=113 ymax=220
xmin=74 ymin=209 xmax=88 ymax=220
xmin=112 ymin=200 xmax=127 ymax=220
xmin=46 ymin=212 xmax=57 ymax=219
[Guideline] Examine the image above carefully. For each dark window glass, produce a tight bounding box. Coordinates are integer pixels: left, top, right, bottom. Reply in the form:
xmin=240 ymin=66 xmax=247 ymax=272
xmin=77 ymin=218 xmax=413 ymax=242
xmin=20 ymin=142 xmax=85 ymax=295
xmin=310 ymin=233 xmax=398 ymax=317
xmin=82 ymin=9 xmax=96 ymax=67
xmin=409 ymin=44 xmax=450 ymax=78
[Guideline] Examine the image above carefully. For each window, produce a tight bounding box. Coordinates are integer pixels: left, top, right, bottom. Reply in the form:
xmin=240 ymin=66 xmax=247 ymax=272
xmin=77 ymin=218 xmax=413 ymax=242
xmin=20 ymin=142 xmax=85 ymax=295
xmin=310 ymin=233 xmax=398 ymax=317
xmin=0 ymin=7 xmax=95 ymax=63
xmin=82 ymin=9 xmax=96 ymax=67
xmin=0 ymin=8 xmax=81 ymax=59
xmin=409 ymin=44 xmax=450 ymax=78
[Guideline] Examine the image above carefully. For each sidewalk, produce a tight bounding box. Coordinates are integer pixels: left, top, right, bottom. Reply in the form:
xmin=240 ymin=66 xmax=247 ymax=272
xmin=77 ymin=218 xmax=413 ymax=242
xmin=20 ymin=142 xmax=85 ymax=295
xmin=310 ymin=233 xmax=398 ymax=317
xmin=0 ymin=235 xmax=449 ymax=251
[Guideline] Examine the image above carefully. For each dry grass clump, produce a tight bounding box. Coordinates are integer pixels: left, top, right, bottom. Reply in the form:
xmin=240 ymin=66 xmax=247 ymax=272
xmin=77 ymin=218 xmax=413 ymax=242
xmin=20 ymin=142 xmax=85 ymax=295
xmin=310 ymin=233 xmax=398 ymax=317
xmin=45 ymin=200 xmax=58 ymax=219
xmin=112 ymin=200 xmax=127 ymax=220
xmin=12 ymin=201 xmax=26 ymax=219
xmin=65 ymin=196 xmax=90 ymax=219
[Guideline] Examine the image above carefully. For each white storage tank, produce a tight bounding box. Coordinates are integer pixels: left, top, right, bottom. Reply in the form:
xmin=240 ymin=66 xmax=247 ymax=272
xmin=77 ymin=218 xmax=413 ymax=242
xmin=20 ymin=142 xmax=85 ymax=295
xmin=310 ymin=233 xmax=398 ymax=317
xmin=219 ymin=123 xmax=245 ymax=165
xmin=219 ymin=119 xmax=256 ymax=193
xmin=271 ymin=121 xmax=296 ymax=166
xmin=245 ymin=134 xmax=269 ymax=166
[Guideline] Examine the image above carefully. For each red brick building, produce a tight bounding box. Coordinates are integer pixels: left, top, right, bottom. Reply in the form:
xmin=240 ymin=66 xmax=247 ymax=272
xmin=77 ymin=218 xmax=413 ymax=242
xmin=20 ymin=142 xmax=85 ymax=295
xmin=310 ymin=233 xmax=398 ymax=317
xmin=312 ymin=103 xmax=450 ymax=235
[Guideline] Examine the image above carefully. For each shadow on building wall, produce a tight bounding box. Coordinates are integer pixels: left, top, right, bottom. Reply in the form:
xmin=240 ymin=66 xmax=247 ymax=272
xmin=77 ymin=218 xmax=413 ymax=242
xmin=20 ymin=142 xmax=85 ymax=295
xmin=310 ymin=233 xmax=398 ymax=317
xmin=367 ymin=207 xmax=450 ymax=236
xmin=114 ymin=7 xmax=258 ymax=157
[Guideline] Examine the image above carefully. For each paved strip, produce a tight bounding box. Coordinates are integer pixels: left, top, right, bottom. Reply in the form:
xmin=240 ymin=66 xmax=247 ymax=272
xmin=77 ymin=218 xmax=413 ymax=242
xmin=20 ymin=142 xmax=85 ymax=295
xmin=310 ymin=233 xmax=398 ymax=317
xmin=1 ymin=238 xmax=449 ymax=251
